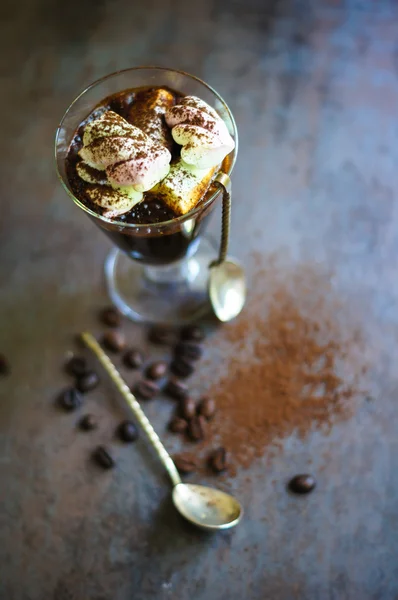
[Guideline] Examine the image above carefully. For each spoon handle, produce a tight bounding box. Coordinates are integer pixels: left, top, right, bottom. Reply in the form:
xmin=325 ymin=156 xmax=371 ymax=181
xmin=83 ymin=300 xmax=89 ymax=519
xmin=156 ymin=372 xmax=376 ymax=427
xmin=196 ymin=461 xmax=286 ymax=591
xmin=211 ymin=172 xmax=232 ymax=267
xmin=81 ymin=332 xmax=182 ymax=487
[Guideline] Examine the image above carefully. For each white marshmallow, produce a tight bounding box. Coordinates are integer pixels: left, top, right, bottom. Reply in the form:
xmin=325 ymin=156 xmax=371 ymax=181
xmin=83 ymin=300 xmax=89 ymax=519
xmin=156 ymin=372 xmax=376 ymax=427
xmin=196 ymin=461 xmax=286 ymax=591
xmin=86 ymin=185 xmax=143 ymax=218
xmin=165 ymin=97 xmax=234 ymax=169
xmin=77 ymin=110 xmax=171 ymax=199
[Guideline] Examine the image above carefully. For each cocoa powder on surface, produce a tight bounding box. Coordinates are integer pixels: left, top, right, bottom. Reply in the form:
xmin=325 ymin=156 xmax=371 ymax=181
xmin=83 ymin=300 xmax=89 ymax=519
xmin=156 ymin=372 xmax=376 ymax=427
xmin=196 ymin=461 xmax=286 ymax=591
xmin=203 ymin=255 xmax=367 ymax=471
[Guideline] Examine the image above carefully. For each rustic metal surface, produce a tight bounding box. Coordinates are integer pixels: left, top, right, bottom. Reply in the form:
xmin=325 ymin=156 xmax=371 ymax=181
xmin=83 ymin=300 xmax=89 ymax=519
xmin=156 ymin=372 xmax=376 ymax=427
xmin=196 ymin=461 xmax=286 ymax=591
xmin=1 ymin=0 xmax=398 ymax=598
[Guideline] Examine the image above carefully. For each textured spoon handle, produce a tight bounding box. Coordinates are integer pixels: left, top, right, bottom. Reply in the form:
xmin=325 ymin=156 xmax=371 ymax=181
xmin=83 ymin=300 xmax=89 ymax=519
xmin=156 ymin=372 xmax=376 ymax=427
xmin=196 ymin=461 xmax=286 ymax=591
xmin=81 ymin=332 xmax=182 ymax=487
xmin=211 ymin=172 xmax=232 ymax=267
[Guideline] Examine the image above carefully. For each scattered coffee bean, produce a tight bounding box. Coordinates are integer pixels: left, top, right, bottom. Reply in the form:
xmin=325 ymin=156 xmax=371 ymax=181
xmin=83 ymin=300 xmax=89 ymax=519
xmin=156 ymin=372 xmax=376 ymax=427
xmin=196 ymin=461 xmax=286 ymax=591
xmin=76 ymin=371 xmax=99 ymax=393
xmin=59 ymin=388 xmax=83 ymax=411
xmin=100 ymin=306 xmax=121 ymax=327
xmin=180 ymin=397 xmax=196 ymax=420
xmin=79 ymin=414 xmax=98 ymax=431
xmin=209 ymin=447 xmax=229 ymax=473
xmin=288 ymin=474 xmax=316 ymax=495
xmin=124 ymin=349 xmax=144 ymax=369
xmin=103 ymin=330 xmax=126 ymax=353
xmin=180 ymin=325 xmax=205 ymax=342
xmin=117 ymin=420 xmax=138 ymax=442
xmin=66 ymin=356 xmax=88 ymax=377
xmin=168 ymin=417 xmax=188 ymax=434
xmin=188 ymin=415 xmax=207 ymax=441
xmin=146 ymin=360 xmax=168 ymax=380
xmin=174 ymin=454 xmax=198 ymax=474
xmin=0 ymin=354 xmax=10 ymax=376
xmin=93 ymin=445 xmax=115 ymax=469
xmin=149 ymin=326 xmax=174 ymax=345
xmin=165 ymin=378 xmax=189 ymax=400
xmin=134 ymin=379 xmax=159 ymax=400
xmin=170 ymin=357 xmax=195 ymax=379
xmin=197 ymin=397 xmax=216 ymax=420
xmin=175 ymin=341 xmax=203 ymax=362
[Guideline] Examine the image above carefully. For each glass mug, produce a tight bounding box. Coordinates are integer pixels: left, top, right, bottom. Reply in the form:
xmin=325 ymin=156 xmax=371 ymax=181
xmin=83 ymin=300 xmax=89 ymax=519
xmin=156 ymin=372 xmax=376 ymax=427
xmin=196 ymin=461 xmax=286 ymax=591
xmin=55 ymin=67 xmax=238 ymax=324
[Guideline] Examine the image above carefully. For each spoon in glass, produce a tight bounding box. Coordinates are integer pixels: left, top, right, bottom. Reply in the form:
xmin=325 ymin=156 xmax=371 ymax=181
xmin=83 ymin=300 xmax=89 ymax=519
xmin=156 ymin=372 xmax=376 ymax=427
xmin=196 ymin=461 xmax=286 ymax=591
xmin=208 ymin=173 xmax=246 ymax=322
xmin=82 ymin=332 xmax=243 ymax=531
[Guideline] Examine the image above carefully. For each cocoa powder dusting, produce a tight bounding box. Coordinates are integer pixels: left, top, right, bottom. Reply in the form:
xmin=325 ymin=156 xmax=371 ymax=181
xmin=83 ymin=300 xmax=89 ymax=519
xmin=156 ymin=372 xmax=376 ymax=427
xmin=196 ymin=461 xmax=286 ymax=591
xmin=204 ymin=255 xmax=367 ymax=471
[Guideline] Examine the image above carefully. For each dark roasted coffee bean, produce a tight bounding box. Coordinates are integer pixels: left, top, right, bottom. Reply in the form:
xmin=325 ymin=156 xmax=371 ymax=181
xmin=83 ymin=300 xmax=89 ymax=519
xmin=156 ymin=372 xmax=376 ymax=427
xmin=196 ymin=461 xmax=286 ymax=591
xmin=168 ymin=417 xmax=188 ymax=434
xmin=170 ymin=357 xmax=194 ymax=379
xmin=103 ymin=330 xmax=126 ymax=353
xmin=165 ymin=378 xmax=188 ymax=400
xmin=100 ymin=307 xmax=121 ymax=327
xmin=134 ymin=379 xmax=159 ymax=400
xmin=180 ymin=397 xmax=196 ymax=420
xmin=149 ymin=326 xmax=174 ymax=345
xmin=66 ymin=356 xmax=88 ymax=377
xmin=180 ymin=325 xmax=205 ymax=342
xmin=59 ymin=388 xmax=83 ymax=411
xmin=209 ymin=447 xmax=229 ymax=473
xmin=79 ymin=414 xmax=98 ymax=431
xmin=174 ymin=454 xmax=198 ymax=474
xmin=93 ymin=446 xmax=115 ymax=469
xmin=197 ymin=397 xmax=216 ymax=420
xmin=117 ymin=420 xmax=138 ymax=442
xmin=0 ymin=354 xmax=10 ymax=376
xmin=124 ymin=349 xmax=144 ymax=369
xmin=147 ymin=360 xmax=168 ymax=380
xmin=175 ymin=341 xmax=203 ymax=362
xmin=288 ymin=474 xmax=316 ymax=495
xmin=188 ymin=415 xmax=207 ymax=441
xmin=76 ymin=371 xmax=99 ymax=393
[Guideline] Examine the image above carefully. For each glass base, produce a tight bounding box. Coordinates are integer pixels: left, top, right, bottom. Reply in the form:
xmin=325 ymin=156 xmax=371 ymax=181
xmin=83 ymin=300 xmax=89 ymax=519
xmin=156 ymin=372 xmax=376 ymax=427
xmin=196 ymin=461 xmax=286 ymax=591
xmin=104 ymin=236 xmax=218 ymax=324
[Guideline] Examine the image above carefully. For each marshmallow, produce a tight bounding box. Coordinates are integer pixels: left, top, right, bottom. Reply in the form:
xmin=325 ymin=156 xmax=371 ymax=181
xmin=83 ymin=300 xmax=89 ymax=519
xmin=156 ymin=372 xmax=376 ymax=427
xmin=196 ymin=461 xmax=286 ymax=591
xmin=76 ymin=161 xmax=108 ymax=185
xmin=86 ymin=185 xmax=143 ymax=218
xmin=165 ymin=96 xmax=235 ymax=169
xmin=78 ymin=111 xmax=171 ymax=192
xmin=107 ymin=154 xmax=170 ymax=193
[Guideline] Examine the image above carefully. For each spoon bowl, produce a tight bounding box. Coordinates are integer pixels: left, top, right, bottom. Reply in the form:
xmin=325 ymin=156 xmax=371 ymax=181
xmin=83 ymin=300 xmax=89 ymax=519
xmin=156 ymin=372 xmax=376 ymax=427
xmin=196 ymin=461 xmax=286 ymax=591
xmin=172 ymin=483 xmax=242 ymax=530
xmin=209 ymin=259 xmax=246 ymax=322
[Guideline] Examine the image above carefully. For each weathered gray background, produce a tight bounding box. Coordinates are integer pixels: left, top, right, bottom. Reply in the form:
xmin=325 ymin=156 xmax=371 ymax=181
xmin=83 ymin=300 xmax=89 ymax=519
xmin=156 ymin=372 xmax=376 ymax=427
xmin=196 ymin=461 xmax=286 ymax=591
xmin=1 ymin=0 xmax=398 ymax=598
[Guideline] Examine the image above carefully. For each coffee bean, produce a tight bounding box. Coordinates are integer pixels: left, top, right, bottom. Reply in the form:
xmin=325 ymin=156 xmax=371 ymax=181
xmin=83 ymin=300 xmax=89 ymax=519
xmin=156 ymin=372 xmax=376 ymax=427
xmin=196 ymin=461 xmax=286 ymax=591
xmin=93 ymin=446 xmax=115 ymax=469
xmin=76 ymin=371 xmax=99 ymax=393
xmin=66 ymin=356 xmax=88 ymax=377
xmin=168 ymin=417 xmax=188 ymax=434
xmin=0 ymin=354 xmax=10 ymax=376
xmin=173 ymin=454 xmax=198 ymax=474
xmin=124 ymin=349 xmax=144 ymax=369
xmin=175 ymin=341 xmax=203 ymax=362
xmin=134 ymin=379 xmax=159 ymax=400
xmin=180 ymin=397 xmax=196 ymax=420
xmin=149 ymin=326 xmax=174 ymax=345
xmin=165 ymin=378 xmax=188 ymax=400
xmin=117 ymin=420 xmax=138 ymax=442
xmin=146 ymin=360 xmax=168 ymax=380
xmin=79 ymin=414 xmax=98 ymax=431
xmin=288 ymin=474 xmax=316 ymax=495
xmin=103 ymin=330 xmax=126 ymax=353
xmin=59 ymin=388 xmax=83 ymax=411
xmin=209 ymin=447 xmax=229 ymax=473
xmin=188 ymin=415 xmax=207 ymax=441
xmin=170 ymin=357 xmax=195 ymax=379
xmin=197 ymin=397 xmax=216 ymax=420
xmin=100 ymin=307 xmax=121 ymax=327
xmin=180 ymin=325 xmax=205 ymax=342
